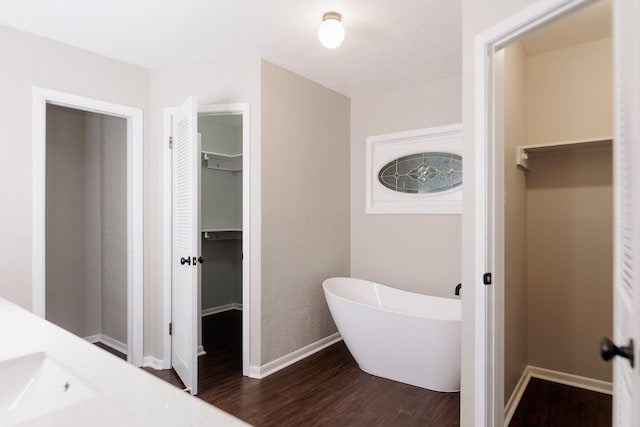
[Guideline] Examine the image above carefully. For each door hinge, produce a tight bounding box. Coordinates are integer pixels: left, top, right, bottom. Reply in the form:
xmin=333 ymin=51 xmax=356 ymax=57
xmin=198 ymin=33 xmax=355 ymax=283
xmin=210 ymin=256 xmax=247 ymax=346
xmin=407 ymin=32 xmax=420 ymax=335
xmin=169 ymin=136 xmax=173 ymax=149
xmin=169 ymin=322 xmax=173 ymax=335
xmin=483 ymin=273 xmax=492 ymax=285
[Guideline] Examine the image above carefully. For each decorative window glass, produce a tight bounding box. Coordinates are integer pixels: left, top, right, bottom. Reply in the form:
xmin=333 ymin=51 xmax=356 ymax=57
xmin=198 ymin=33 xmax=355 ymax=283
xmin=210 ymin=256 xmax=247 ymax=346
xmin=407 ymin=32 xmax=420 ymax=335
xmin=378 ymin=152 xmax=463 ymax=194
xmin=366 ymin=124 xmax=463 ymax=214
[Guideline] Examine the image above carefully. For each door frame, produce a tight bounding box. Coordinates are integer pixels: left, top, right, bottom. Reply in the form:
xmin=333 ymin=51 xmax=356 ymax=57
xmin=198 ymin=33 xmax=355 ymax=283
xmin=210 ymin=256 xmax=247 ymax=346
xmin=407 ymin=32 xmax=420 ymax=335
xmin=31 ymin=87 xmax=144 ymax=366
xmin=163 ymin=103 xmax=255 ymax=376
xmin=472 ymin=0 xmax=599 ymax=424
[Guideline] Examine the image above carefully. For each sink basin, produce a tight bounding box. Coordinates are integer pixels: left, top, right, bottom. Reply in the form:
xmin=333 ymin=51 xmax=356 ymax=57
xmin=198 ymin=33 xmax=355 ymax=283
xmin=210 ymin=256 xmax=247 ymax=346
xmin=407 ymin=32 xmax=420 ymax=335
xmin=0 ymin=352 xmax=97 ymax=425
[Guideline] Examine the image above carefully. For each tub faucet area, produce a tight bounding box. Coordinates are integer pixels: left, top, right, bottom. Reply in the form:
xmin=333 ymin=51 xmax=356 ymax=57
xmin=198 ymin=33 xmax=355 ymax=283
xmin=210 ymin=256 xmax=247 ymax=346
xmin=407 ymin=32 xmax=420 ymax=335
xmin=455 ymin=283 xmax=462 ymax=296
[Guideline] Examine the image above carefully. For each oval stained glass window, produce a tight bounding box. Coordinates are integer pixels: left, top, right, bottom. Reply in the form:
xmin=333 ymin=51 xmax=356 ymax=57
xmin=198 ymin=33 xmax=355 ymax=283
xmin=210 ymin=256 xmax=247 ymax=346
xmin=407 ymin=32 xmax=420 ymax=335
xmin=378 ymin=152 xmax=462 ymax=194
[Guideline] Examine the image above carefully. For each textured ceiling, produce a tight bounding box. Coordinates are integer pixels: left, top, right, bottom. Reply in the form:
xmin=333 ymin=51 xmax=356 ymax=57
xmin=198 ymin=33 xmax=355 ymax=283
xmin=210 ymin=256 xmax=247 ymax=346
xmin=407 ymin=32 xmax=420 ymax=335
xmin=0 ymin=0 xmax=461 ymax=97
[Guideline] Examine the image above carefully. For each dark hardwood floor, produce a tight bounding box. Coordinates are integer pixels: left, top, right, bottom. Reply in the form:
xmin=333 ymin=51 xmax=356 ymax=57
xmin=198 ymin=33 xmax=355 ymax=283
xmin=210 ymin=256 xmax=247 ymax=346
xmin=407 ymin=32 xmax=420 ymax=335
xmin=147 ymin=310 xmax=460 ymax=426
xmin=94 ymin=341 xmax=125 ymax=359
xmin=509 ymin=378 xmax=612 ymax=427
xmin=95 ymin=320 xmax=612 ymax=426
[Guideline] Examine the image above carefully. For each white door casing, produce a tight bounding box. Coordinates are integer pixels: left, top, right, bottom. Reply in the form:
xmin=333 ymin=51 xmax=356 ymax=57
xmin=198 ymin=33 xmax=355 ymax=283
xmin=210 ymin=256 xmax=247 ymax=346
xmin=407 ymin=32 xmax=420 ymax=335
xmin=611 ymin=0 xmax=640 ymax=424
xmin=171 ymin=95 xmax=199 ymax=395
xmin=31 ymin=87 xmax=144 ymax=367
xmin=472 ymin=0 xmax=602 ymax=425
xmin=163 ymin=102 xmax=254 ymax=378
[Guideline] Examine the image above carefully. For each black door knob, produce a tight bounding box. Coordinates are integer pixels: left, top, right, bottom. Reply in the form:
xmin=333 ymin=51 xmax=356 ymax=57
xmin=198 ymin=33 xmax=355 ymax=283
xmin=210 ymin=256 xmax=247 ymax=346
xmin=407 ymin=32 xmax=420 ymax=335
xmin=180 ymin=257 xmax=191 ymax=266
xmin=600 ymin=337 xmax=634 ymax=367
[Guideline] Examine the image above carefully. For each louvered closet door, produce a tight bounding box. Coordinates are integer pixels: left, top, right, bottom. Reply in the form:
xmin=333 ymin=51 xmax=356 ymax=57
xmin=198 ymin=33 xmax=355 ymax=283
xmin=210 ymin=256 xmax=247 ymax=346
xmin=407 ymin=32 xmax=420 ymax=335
xmin=612 ymin=0 xmax=640 ymax=423
xmin=171 ymin=95 xmax=199 ymax=395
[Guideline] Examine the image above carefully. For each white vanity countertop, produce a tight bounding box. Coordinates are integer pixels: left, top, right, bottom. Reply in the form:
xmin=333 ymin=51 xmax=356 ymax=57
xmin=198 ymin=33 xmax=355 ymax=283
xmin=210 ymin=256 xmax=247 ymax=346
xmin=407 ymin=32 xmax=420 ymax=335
xmin=0 ymin=298 xmax=250 ymax=426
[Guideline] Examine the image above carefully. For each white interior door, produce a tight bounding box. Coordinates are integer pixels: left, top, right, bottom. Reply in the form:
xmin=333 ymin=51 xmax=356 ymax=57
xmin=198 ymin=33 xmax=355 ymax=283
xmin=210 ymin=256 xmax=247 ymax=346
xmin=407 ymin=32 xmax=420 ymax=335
xmin=608 ymin=0 xmax=640 ymax=424
xmin=171 ymin=95 xmax=199 ymax=395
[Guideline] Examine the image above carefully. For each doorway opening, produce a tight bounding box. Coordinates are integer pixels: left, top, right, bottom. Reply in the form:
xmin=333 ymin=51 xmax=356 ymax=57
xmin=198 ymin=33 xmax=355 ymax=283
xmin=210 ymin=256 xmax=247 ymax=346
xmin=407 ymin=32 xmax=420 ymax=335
xmin=163 ymin=99 xmax=251 ymax=395
xmin=471 ymin=0 xmax=620 ymax=424
xmin=32 ymin=88 xmax=143 ymax=366
xmin=197 ymin=110 xmax=245 ymax=390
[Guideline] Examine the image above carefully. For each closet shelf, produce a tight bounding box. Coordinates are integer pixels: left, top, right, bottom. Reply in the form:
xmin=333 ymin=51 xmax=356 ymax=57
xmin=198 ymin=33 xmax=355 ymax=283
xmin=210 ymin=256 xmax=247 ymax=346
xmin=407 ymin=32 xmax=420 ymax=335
xmin=202 ymin=151 xmax=242 ymax=172
xmin=516 ymin=136 xmax=612 ymax=170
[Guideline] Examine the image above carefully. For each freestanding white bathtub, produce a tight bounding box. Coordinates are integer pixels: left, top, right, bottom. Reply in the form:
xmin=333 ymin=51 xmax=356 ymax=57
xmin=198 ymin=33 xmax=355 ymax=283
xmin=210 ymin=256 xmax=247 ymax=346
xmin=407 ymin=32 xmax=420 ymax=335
xmin=322 ymin=277 xmax=461 ymax=392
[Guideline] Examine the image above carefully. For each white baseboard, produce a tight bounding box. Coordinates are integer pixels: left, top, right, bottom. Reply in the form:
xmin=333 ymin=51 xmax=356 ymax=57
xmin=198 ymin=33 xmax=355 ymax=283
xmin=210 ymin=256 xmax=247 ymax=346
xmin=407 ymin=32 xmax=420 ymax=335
xmin=247 ymin=333 xmax=342 ymax=379
xmin=197 ymin=345 xmax=206 ymax=356
xmin=143 ymin=356 xmax=166 ymax=370
xmin=202 ymin=303 xmax=243 ymax=317
xmin=84 ymin=334 xmax=101 ymax=344
xmin=84 ymin=333 xmax=128 ymax=356
xmin=504 ymin=365 xmax=612 ymax=426
xmin=528 ymin=366 xmax=612 ymax=395
xmin=504 ymin=367 xmax=531 ymax=426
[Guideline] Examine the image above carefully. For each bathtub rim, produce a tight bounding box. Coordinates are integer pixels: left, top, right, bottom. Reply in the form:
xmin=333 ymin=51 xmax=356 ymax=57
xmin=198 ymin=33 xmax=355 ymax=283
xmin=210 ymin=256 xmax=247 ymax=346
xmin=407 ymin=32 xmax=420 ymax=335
xmin=323 ymin=277 xmax=461 ymax=322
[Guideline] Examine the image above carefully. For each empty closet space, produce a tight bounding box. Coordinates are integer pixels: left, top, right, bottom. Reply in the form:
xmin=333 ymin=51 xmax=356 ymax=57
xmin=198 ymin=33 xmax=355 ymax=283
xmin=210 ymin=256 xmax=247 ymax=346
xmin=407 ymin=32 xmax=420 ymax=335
xmin=502 ymin=1 xmax=613 ymax=424
xmin=45 ymin=104 xmax=128 ymax=356
xmin=198 ymin=113 xmax=243 ymax=359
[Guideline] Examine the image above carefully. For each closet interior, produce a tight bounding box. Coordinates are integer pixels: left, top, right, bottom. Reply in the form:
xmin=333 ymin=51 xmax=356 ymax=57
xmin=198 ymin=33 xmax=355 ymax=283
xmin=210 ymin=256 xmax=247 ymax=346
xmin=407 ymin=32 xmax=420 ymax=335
xmin=45 ymin=104 xmax=128 ymax=357
xmin=502 ymin=0 xmax=613 ymax=423
xmin=197 ymin=113 xmax=243 ymax=361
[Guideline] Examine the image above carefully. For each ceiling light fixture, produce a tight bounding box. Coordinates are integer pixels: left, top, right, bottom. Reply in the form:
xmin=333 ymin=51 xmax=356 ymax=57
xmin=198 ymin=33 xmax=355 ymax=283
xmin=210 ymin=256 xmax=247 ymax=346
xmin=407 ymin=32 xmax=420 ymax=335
xmin=318 ymin=12 xmax=345 ymax=49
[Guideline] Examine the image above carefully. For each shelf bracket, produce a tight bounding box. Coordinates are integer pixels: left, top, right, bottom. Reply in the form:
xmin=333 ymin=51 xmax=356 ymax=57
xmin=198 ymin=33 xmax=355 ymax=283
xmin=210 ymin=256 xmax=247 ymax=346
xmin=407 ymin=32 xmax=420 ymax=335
xmin=516 ymin=146 xmax=529 ymax=170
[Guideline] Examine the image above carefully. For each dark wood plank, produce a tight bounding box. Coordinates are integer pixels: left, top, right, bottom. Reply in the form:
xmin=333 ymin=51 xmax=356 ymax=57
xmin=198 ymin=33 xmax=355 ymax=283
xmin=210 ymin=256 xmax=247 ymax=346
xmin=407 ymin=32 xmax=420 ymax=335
xmin=94 ymin=342 xmax=126 ymax=360
xmin=146 ymin=310 xmax=460 ymax=426
xmin=509 ymin=378 xmax=611 ymax=427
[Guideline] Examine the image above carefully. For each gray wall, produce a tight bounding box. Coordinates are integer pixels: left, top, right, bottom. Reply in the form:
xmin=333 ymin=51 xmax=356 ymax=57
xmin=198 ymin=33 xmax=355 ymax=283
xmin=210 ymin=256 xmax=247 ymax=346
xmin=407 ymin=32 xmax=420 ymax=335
xmin=260 ymin=60 xmax=350 ymax=364
xmin=199 ymin=115 xmax=243 ymax=310
xmin=99 ymin=114 xmax=128 ymax=344
xmin=201 ymin=168 xmax=242 ymax=230
xmin=46 ymin=105 xmax=101 ymax=337
xmin=201 ymin=239 xmax=243 ymax=309
xmin=45 ymin=105 xmax=127 ymax=343
xmin=350 ymin=75 xmax=462 ymax=297
xmin=199 ymin=115 xmax=242 ymax=155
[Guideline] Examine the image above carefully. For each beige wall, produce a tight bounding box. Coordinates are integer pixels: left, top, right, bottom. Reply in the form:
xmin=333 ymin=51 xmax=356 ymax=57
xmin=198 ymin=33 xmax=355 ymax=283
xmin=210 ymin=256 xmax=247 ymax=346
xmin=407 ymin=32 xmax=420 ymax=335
xmin=260 ymin=60 xmax=350 ymax=364
xmin=501 ymin=42 xmax=528 ymax=401
xmin=526 ymin=147 xmax=612 ymax=381
xmin=0 ymin=24 xmax=149 ymax=341
xmin=524 ymin=37 xmax=613 ymax=382
xmin=350 ymin=75 xmax=462 ymax=297
xmin=499 ymin=33 xmax=613 ymax=408
xmin=526 ymin=37 xmax=613 ymax=144
xmin=461 ymin=1 xmax=538 ymax=425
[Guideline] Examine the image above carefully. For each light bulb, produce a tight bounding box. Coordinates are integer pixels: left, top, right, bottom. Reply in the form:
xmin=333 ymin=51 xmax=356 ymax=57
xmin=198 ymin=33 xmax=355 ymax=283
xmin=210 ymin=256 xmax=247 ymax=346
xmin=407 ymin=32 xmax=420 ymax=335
xmin=318 ymin=12 xmax=345 ymax=49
